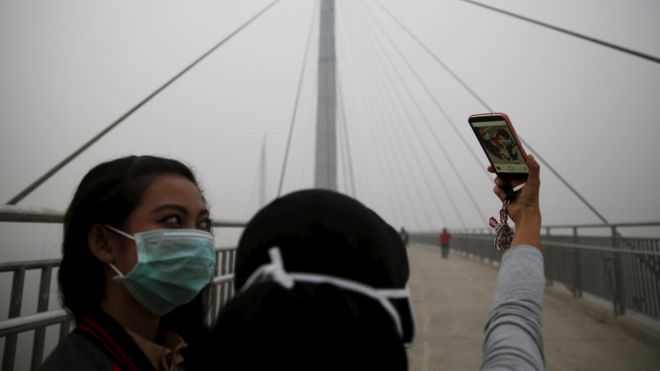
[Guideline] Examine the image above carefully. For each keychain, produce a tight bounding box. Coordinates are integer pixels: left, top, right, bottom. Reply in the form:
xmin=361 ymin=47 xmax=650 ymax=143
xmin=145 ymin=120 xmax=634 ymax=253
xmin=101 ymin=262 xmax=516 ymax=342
xmin=489 ymin=200 xmax=514 ymax=251
xmin=489 ymin=183 xmax=525 ymax=252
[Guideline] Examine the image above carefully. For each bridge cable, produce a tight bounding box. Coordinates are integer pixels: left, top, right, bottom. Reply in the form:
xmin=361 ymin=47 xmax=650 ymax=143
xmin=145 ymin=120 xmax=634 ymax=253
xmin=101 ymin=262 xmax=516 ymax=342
xmin=364 ymin=76 xmax=449 ymax=229
xmin=337 ymin=8 xmax=421 ymax=228
xmin=351 ymin=7 xmax=446 ymax=229
xmin=459 ymin=0 xmax=660 ymax=66
xmin=352 ymin=4 xmax=448 ymax=229
xmin=359 ymin=81 xmax=423 ymax=228
xmin=336 ymin=102 xmax=351 ymax=195
xmin=360 ymin=0 xmax=488 ymax=225
xmin=362 ymin=1 xmax=491 ymax=183
xmin=336 ymin=11 xmax=407 ymax=227
xmin=6 ymin=0 xmax=282 ymax=206
xmin=357 ymin=0 xmax=456 ymax=228
xmin=374 ymin=0 xmax=611 ymax=225
xmin=373 ymin=1 xmax=490 ymax=113
xmin=361 ymin=2 xmax=485 ymax=226
xmin=334 ymin=79 xmax=349 ymax=195
xmin=276 ymin=0 xmax=318 ymax=197
xmin=338 ymin=14 xmax=421 ymax=225
xmin=356 ymin=2 xmax=465 ymax=228
xmin=361 ymin=71 xmax=433 ymax=229
xmin=356 ymin=28 xmax=437 ymax=229
xmin=336 ymin=116 xmax=348 ymax=193
xmin=337 ymin=77 xmax=358 ymax=198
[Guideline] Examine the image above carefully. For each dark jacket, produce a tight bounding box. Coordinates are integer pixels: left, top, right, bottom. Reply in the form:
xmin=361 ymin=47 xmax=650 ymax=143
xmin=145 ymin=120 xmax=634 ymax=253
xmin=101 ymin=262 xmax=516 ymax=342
xmin=40 ymin=310 xmax=162 ymax=371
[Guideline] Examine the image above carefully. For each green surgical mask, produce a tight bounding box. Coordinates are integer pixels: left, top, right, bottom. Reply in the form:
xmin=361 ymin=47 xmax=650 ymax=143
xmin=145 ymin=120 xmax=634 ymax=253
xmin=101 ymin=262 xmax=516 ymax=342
xmin=106 ymin=225 xmax=216 ymax=316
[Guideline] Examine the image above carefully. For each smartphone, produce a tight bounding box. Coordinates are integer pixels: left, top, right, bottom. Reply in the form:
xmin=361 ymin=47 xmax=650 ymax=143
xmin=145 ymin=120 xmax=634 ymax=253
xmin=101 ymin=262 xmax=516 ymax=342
xmin=468 ymin=113 xmax=528 ymax=182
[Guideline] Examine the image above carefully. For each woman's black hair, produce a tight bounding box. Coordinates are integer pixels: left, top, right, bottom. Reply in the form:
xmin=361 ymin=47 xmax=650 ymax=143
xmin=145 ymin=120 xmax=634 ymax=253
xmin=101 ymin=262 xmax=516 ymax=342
xmin=58 ymin=155 xmax=210 ymax=350
xmin=206 ymin=190 xmax=410 ymax=370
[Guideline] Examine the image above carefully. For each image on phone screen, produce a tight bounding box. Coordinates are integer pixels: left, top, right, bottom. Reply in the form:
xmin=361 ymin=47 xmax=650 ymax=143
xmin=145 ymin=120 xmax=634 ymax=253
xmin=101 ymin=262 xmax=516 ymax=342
xmin=471 ymin=120 xmax=528 ymax=174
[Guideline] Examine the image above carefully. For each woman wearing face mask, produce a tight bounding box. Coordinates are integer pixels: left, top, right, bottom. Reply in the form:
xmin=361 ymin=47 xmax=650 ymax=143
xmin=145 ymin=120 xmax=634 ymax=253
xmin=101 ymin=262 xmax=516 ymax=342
xmin=41 ymin=156 xmax=216 ymax=371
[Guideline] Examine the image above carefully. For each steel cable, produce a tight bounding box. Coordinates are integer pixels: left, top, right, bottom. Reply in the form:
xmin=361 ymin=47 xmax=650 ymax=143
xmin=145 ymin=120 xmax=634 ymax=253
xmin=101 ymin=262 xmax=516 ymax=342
xmin=7 ymin=0 xmax=282 ymax=205
xmin=277 ymin=0 xmax=319 ymax=197
xmin=459 ymin=0 xmax=660 ymax=65
xmin=373 ymin=0 xmax=611 ymax=225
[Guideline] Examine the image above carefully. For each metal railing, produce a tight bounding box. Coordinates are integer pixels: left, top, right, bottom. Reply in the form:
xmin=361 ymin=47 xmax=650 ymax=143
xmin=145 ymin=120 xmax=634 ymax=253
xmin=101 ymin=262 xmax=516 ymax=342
xmin=0 ymin=206 xmax=245 ymax=371
xmin=0 ymin=259 xmax=69 ymax=371
xmin=4 ymin=206 xmax=660 ymax=368
xmin=209 ymin=246 xmax=240 ymax=325
xmin=412 ymin=222 xmax=660 ymax=321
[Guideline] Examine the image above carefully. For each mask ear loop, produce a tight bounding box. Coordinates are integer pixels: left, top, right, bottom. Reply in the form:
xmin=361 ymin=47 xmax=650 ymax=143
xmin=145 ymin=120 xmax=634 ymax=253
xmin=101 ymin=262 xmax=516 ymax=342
xmin=105 ymin=225 xmax=135 ymax=240
xmin=376 ymin=287 xmax=410 ymax=298
xmin=240 ymin=247 xmax=294 ymax=292
xmin=288 ymin=272 xmax=404 ymax=338
xmin=377 ymin=287 xmax=416 ymax=345
xmin=267 ymin=247 xmax=294 ymax=289
xmin=103 ymin=225 xmax=134 ymax=279
xmin=238 ymin=247 xmax=411 ymax=341
xmin=108 ymin=263 xmax=125 ymax=278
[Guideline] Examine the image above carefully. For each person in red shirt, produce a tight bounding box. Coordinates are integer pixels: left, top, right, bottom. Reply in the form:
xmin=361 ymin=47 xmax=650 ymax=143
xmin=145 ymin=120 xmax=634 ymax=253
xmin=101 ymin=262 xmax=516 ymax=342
xmin=439 ymin=228 xmax=451 ymax=258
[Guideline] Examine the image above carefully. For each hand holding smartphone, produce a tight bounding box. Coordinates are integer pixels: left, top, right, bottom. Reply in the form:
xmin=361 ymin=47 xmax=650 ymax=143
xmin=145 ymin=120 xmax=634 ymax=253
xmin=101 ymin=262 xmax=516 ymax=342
xmin=468 ymin=113 xmax=529 ymax=183
xmin=469 ymin=113 xmax=529 ymax=200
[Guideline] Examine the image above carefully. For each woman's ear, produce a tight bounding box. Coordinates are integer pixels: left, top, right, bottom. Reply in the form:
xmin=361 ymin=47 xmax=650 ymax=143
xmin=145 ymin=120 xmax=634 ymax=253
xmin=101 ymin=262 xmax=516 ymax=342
xmin=88 ymin=224 xmax=117 ymax=263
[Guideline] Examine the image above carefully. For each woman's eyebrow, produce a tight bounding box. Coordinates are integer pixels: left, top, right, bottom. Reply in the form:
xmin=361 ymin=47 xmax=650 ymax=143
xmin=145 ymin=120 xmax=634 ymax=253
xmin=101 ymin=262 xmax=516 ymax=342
xmin=151 ymin=204 xmax=189 ymax=215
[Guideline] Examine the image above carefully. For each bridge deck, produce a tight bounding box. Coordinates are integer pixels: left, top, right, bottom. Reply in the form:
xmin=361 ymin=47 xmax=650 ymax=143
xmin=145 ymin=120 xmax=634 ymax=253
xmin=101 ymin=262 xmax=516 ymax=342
xmin=407 ymin=244 xmax=660 ymax=371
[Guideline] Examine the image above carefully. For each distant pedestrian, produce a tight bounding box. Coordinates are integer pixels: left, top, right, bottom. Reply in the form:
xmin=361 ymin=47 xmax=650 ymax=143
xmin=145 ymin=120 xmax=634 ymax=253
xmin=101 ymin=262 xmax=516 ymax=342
xmin=439 ymin=228 xmax=451 ymax=258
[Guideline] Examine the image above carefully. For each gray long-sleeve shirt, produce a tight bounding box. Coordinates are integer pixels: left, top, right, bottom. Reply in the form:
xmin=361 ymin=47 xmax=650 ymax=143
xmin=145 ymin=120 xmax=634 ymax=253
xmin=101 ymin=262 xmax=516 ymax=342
xmin=481 ymin=245 xmax=545 ymax=371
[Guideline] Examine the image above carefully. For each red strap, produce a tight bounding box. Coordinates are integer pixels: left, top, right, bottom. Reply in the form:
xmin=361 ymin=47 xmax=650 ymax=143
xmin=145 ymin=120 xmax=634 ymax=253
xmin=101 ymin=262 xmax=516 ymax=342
xmin=79 ymin=319 xmax=141 ymax=371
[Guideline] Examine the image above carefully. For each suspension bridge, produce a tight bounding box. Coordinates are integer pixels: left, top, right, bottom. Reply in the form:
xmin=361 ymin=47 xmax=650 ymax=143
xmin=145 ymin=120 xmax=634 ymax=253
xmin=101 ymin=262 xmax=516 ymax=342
xmin=1 ymin=0 xmax=660 ymax=370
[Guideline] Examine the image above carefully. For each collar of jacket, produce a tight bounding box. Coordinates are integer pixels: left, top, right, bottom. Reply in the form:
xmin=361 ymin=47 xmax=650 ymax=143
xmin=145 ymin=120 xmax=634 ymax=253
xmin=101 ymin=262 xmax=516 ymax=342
xmin=75 ymin=309 xmax=157 ymax=371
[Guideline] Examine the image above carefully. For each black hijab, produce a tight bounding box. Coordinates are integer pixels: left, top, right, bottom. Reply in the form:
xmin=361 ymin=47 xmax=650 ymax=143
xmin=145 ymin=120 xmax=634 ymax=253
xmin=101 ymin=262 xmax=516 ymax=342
xmin=207 ymin=190 xmax=412 ymax=370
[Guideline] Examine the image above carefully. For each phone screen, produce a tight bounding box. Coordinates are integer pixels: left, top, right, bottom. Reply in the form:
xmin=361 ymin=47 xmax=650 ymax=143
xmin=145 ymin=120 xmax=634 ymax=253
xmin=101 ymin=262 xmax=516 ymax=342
xmin=470 ymin=118 xmax=529 ymax=175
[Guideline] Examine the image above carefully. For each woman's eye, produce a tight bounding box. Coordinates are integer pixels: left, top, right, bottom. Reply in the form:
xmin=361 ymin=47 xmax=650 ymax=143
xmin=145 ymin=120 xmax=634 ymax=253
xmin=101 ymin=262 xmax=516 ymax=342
xmin=198 ymin=218 xmax=212 ymax=232
xmin=161 ymin=215 xmax=182 ymax=227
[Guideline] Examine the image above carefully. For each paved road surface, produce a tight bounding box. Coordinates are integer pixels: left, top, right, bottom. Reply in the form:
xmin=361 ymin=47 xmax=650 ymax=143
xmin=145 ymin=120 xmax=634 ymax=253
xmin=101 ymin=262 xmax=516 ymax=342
xmin=407 ymin=244 xmax=660 ymax=371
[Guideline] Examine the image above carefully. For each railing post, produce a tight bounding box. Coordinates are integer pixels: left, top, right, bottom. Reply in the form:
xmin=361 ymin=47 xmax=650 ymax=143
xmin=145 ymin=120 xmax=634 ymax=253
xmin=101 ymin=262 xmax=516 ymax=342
xmin=209 ymin=250 xmax=220 ymax=325
xmin=545 ymin=227 xmax=553 ymax=286
xmin=573 ymin=227 xmax=582 ymax=297
xmin=229 ymin=249 xmax=236 ymax=299
xmin=3 ymin=267 xmax=25 ymax=371
xmin=611 ymin=226 xmax=626 ymax=316
xmin=31 ymin=265 xmax=53 ymax=370
xmin=219 ymin=251 xmax=228 ymax=307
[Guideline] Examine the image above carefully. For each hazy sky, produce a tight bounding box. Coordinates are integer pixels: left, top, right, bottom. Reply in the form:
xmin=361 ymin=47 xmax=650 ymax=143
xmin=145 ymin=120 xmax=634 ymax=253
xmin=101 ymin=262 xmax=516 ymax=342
xmin=2 ymin=0 xmax=660 ymax=256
